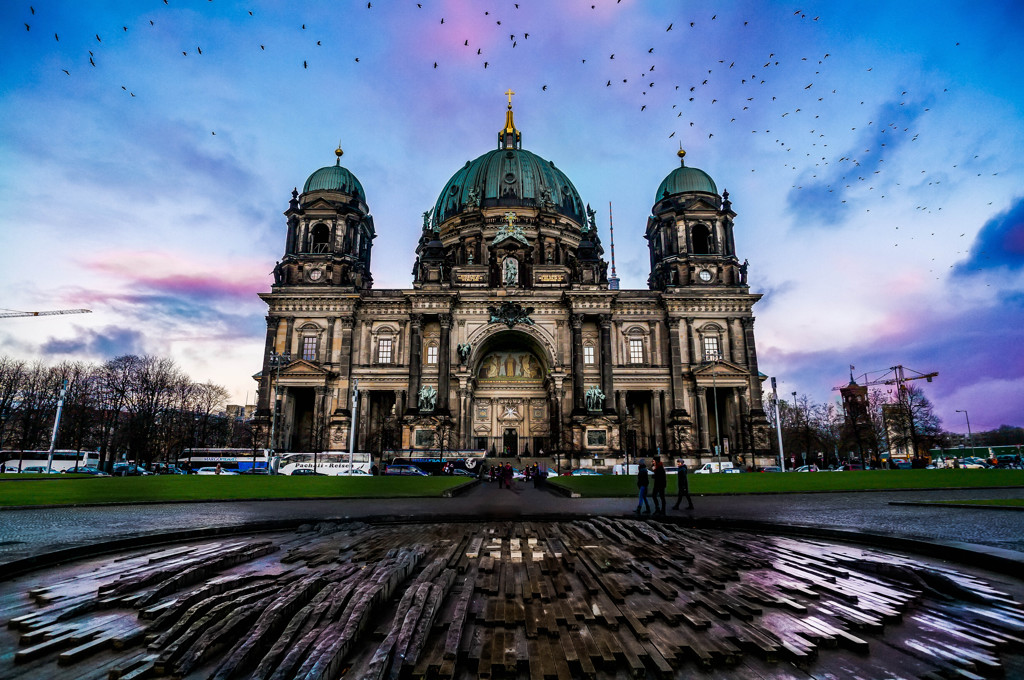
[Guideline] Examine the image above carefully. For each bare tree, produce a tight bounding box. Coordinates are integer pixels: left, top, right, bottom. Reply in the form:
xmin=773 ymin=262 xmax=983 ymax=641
xmin=0 ymin=357 xmax=26 ymax=451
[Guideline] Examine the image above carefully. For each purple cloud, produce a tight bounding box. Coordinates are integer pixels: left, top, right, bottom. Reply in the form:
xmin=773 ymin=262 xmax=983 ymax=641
xmin=41 ymin=326 xmax=146 ymax=358
xmin=954 ymin=196 xmax=1024 ymax=274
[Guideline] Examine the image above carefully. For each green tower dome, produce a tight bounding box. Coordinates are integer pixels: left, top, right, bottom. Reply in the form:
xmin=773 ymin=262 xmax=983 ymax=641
xmin=432 ymin=99 xmax=585 ymax=225
xmin=302 ymin=146 xmax=365 ymax=199
xmin=654 ymin=149 xmax=718 ymax=203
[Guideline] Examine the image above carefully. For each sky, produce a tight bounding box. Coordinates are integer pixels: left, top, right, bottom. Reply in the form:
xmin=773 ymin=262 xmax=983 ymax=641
xmin=1 ymin=1 xmax=1022 ymax=434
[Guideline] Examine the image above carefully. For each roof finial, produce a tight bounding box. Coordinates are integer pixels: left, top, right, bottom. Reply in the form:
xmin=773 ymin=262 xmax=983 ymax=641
xmin=608 ymin=201 xmax=620 ymax=290
xmin=498 ymin=89 xmax=521 ymax=149
xmin=335 ymin=141 xmax=344 ymax=166
xmin=677 ymin=144 xmax=686 ymax=166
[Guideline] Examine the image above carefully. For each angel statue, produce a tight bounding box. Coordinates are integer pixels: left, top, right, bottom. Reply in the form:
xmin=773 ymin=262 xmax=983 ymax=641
xmin=457 ymin=342 xmax=472 ymax=364
xmin=418 ymin=385 xmax=438 ymax=412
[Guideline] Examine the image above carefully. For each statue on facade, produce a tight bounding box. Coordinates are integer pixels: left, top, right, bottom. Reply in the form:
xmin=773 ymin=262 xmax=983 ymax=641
xmin=422 ymin=208 xmax=433 ymax=232
xmin=457 ymin=342 xmax=472 ymax=364
xmin=503 ymin=257 xmax=519 ymax=286
xmin=465 ymin=186 xmax=481 ymax=209
xmin=467 ymin=249 xmax=474 ymax=265
xmin=585 ymin=385 xmax=605 ymax=412
xmin=272 ymin=261 xmax=284 ymax=284
xmin=418 ymin=385 xmax=437 ymax=412
xmin=739 ymin=258 xmax=749 ymax=284
xmin=585 ymin=204 xmax=596 ymax=233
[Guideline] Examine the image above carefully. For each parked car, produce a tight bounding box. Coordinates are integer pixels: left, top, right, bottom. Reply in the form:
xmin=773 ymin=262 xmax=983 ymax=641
xmin=239 ymin=468 xmax=270 ymax=475
xmin=384 ymin=464 xmax=429 ymax=476
xmin=561 ymin=468 xmax=602 ymax=476
xmin=794 ymin=465 xmax=819 ymax=472
xmin=112 ymin=463 xmax=152 ymax=476
xmin=20 ymin=465 xmax=62 ymax=474
xmin=289 ymin=468 xmax=326 ymax=476
xmin=959 ymin=458 xmax=990 ymax=469
xmin=450 ymin=468 xmax=476 ymax=477
xmin=196 ymin=467 xmax=240 ymax=475
xmin=759 ymin=466 xmax=782 ymax=473
xmin=723 ymin=468 xmax=743 ymax=473
xmin=151 ymin=464 xmax=187 ymax=475
xmin=62 ymin=466 xmax=110 ymax=476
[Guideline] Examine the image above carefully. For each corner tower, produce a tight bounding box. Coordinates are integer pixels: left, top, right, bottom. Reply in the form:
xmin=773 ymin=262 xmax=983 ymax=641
xmin=646 ymin=149 xmax=746 ymax=290
xmin=274 ymin=145 xmax=376 ymax=291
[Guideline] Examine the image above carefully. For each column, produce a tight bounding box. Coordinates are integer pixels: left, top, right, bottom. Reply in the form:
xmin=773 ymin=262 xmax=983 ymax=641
xmin=314 ymin=386 xmax=328 ymax=450
xmin=696 ymin=387 xmax=710 ymax=451
xmin=666 ymin=318 xmax=686 ymax=414
xmin=394 ymin=389 xmax=405 ymax=418
xmin=406 ymin=314 xmax=423 ymax=414
xmin=257 ymin=317 xmax=279 ymax=414
xmin=438 ymin=314 xmax=452 ymax=412
xmin=337 ymin=318 xmax=354 ymax=410
xmin=741 ymin=318 xmax=764 ymax=408
xmin=570 ymin=313 xmax=585 ymax=412
xmin=683 ymin=317 xmax=695 ymax=365
xmin=459 ymin=388 xmax=470 ymax=448
xmin=616 ymin=390 xmax=627 ymax=417
xmin=358 ymin=389 xmax=371 ymax=450
xmin=599 ymin=315 xmax=614 ymax=413
xmin=651 ymin=390 xmax=664 ymax=450
xmin=729 ymin=318 xmax=745 ymax=365
xmin=283 ymin=317 xmax=295 ymax=356
xmin=324 ymin=316 xmax=336 ymax=365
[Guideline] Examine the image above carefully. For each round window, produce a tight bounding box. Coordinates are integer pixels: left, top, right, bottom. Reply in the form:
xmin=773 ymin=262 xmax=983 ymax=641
xmin=504 ymin=172 xmax=516 ymax=184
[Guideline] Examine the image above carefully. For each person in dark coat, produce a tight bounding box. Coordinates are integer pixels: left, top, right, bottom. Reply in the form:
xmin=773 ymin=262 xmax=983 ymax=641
xmin=634 ymin=459 xmax=651 ymax=514
xmin=672 ymin=461 xmax=694 ymax=510
xmin=651 ymin=456 xmax=667 ymax=516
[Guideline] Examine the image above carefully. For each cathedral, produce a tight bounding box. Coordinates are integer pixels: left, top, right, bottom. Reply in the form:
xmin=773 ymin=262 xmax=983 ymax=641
xmin=256 ymin=97 xmax=771 ymax=466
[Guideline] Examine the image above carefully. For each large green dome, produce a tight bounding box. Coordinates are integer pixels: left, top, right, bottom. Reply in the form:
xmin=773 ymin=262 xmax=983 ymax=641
xmin=433 ymin=147 xmax=585 ymax=225
xmin=302 ymin=153 xmax=365 ymax=199
xmin=655 ymin=152 xmax=718 ymax=203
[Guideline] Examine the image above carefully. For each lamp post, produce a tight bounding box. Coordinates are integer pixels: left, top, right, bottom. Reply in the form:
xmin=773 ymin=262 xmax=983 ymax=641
xmin=45 ymin=380 xmax=69 ymax=474
xmin=771 ymin=377 xmax=786 ymax=471
xmin=268 ymin=351 xmax=291 ymax=471
xmin=956 ymin=409 xmax=972 ymax=457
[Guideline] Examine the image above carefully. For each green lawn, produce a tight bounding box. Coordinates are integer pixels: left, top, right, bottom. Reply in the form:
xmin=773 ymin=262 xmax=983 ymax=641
xmin=0 ymin=475 xmax=469 ymax=507
xmin=552 ymin=469 xmax=1024 ymax=498
xmin=918 ymin=498 xmax=1024 ymax=508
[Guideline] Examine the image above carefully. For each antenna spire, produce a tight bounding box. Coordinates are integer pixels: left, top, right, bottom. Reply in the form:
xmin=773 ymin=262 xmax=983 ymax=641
xmin=608 ymin=201 xmax=620 ymax=290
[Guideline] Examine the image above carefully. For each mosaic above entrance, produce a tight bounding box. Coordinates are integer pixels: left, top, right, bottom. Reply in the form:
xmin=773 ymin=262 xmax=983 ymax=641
xmin=478 ymin=351 xmax=543 ymax=381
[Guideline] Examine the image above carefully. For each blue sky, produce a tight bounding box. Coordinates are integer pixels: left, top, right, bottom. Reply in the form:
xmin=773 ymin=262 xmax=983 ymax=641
xmin=1 ymin=1 xmax=1022 ymax=432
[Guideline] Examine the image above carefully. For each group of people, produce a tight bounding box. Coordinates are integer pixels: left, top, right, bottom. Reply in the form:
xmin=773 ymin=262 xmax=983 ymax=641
xmin=634 ymin=457 xmax=694 ymax=515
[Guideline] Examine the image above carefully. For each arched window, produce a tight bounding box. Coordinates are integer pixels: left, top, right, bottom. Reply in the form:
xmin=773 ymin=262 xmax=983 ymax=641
xmin=297 ymin=322 xmax=325 ymax=363
xmin=310 ymin=223 xmax=330 ymax=253
xmin=692 ymin=224 xmax=712 ymax=255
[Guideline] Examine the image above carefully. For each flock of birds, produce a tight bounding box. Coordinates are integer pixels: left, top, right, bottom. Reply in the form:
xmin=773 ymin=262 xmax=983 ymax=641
xmin=16 ymin=2 xmax=998 ymax=278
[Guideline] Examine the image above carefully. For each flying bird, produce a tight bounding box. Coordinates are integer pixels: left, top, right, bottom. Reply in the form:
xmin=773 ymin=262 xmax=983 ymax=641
xmin=484 ymin=61 xmax=489 ymax=68
xmin=96 ymin=34 xmax=101 ymax=42
xmin=666 ymin=23 xmax=673 ymax=30
xmin=542 ymin=85 xmax=547 ymax=90
xmin=303 ymin=60 xmax=307 ymax=68
xmin=62 ymin=69 xmax=69 ymax=75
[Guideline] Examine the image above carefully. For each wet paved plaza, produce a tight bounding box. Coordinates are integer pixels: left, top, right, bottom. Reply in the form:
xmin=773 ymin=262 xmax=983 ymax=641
xmin=1 ymin=482 xmax=1023 ymax=679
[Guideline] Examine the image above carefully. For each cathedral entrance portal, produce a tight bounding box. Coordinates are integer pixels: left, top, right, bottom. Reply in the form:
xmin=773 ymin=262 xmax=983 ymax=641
xmin=470 ymin=330 xmax=552 ymax=456
xmin=503 ymin=428 xmax=519 ymax=456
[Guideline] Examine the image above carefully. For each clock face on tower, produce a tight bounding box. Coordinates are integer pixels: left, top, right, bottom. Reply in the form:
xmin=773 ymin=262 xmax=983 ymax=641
xmin=308 ymin=268 xmax=323 ymax=282
xmin=698 ymin=269 xmax=713 ymax=282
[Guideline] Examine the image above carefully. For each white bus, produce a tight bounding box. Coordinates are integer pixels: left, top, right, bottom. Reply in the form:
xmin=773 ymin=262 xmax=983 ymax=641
xmin=0 ymin=450 xmax=101 ymax=473
xmin=179 ymin=448 xmax=269 ymax=473
xmin=273 ymin=452 xmax=374 ymax=476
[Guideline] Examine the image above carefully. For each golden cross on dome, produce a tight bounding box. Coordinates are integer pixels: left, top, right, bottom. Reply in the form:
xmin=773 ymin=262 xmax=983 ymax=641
xmin=505 ymin=89 xmax=515 ymax=108
xmin=504 ymin=211 xmax=517 ymax=228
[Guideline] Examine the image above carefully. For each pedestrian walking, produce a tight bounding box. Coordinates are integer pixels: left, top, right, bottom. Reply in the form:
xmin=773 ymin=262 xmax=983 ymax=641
xmin=672 ymin=461 xmax=694 ymax=510
xmin=651 ymin=456 xmax=667 ymax=516
xmin=634 ymin=459 xmax=651 ymax=514
xmin=503 ymin=463 xmax=513 ymax=489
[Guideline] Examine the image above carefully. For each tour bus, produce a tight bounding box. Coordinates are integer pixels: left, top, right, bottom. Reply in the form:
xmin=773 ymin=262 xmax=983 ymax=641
xmin=387 ymin=453 xmax=484 ymax=476
xmin=178 ymin=448 xmax=269 ymax=473
xmin=0 ymin=450 xmax=101 ymax=473
xmin=272 ymin=452 xmax=374 ymax=476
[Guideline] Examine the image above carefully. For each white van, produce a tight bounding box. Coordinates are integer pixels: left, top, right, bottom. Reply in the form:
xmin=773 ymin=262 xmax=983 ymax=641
xmin=694 ymin=462 xmax=734 ymax=474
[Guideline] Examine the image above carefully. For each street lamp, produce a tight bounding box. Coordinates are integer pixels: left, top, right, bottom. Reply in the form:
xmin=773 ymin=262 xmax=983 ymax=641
xmin=955 ymin=409 xmax=972 ymax=457
xmin=268 ymin=351 xmax=291 ymax=471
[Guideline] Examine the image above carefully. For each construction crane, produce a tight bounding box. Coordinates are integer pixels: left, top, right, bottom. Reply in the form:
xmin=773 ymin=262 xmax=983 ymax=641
xmin=833 ymin=364 xmax=938 ymax=392
xmin=0 ymin=308 xmax=92 ymax=319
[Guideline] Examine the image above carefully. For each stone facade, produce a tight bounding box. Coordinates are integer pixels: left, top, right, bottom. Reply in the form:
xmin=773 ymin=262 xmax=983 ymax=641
xmin=257 ymin=105 xmax=770 ymax=466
